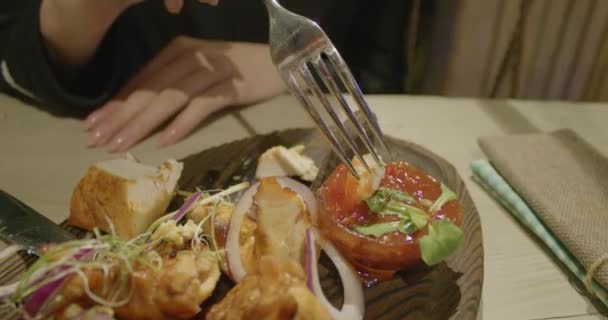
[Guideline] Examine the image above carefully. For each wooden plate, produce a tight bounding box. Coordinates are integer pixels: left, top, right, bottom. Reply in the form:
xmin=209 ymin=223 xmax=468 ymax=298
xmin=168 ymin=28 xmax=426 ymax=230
xmin=0 ymin=129 xmax=483 ymax=320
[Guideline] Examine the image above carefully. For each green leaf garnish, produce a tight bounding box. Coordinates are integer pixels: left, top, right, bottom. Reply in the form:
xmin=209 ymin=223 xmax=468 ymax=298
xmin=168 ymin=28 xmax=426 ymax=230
xmin=354 ymin=222 xmax=400 ymax=238
xmin=365 ymin=190 xmax=391 ymax=212
xmin=408 ymin=208 xmax=429 ymax=229
xmin=419 ymin=220 xmax=464 ymax=266
xmin=428 ymin=183 xmax=457 ymax=213
xmin=382 ymin=188 xmax=416 ymax=203
xmin=354 ymin=208 xmax=429 ymax=239
xmin=359 ymin=188 xmax=430 ymax=238
xmin=398 ymin=220 xmax=418 ymax=234
xmin=420 ymin=199 xmax=433 ymax=208
xmin=384 ymin=203 xmax=428 ymax=226
xmin=359 ymin=184 xmax=463 ymax=266
xmin=365 ymin=188 xmax=416 ymax=212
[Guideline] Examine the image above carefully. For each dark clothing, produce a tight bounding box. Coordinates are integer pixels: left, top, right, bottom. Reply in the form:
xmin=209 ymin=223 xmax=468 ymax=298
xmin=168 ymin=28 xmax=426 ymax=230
xmin=0 ymin=0 xmax=408 ymax=115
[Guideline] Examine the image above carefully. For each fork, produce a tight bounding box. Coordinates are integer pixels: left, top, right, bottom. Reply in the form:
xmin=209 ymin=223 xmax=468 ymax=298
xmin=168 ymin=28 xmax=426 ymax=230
xmin=263 ymin=0 xmax=391 ymax=179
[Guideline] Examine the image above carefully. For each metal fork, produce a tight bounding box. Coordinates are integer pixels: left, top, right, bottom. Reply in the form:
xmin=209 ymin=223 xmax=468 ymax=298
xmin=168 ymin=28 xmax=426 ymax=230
xmin=263 ymin=0 xmax=391 ymax=179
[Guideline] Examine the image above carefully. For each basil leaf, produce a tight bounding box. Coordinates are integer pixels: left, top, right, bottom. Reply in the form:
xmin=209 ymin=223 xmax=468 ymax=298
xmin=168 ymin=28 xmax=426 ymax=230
xmin=407 ymin=207 xmax=429 ymax=229
xmin=381 ymin=188 xmax=416 ymax=204
xmin=398 ymin=220 xmax=417 ymax=234
xmin=419 ymin=220 xmax=463 ymax=266
xmin=383 ymin=203 xmax=427 ymax=227
xmin=365 ymin=191 xmax=390 ymax=212
xmin=366 ymin=188 xmax=417 ymax=214
xmin=354 ymin=222 xmax=400 ymax=238
xmin=420 ymin=199 xmax=433 ymax=208
xmin=384 ymin=203 xmax=409 ymax=217
xmin=428 ymin=183 xmax=457 ymax=213
xmin=361 ymin=188 xmax=432 ymax=238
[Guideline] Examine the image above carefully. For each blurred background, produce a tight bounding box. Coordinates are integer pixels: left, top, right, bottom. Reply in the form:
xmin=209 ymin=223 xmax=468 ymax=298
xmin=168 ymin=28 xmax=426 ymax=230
xmin=403 ymin=0 xmax=608 ymax=101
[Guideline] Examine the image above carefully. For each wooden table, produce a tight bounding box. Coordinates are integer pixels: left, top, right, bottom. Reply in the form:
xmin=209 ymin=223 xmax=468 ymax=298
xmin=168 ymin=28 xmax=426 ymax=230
xmin=1 ymin=93 xmax=607 ymax=320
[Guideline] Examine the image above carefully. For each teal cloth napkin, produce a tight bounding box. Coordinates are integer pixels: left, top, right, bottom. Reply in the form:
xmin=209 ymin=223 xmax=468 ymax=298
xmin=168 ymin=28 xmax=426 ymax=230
xmin=471 ymin=159 xmax=608 ymax=307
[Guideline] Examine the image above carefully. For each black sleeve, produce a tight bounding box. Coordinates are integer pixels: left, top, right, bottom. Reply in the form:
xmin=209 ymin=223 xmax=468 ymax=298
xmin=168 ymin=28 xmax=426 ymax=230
xmin=338 ymin=0 xmax=410 ymax=94
xmin=0 ymin=1 xmax=126 ymax=116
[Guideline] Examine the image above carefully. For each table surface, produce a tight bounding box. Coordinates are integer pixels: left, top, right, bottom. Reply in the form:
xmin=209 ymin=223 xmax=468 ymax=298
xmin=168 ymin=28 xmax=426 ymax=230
xmin=1 ymin=93 xmax=607 ymax=320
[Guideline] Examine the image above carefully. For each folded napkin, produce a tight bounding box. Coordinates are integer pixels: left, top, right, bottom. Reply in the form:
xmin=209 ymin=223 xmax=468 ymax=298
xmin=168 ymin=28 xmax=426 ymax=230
xmin=475 ymin=129 xmax=608 ymax=301
xmin=471 ymin=159 xmax=608 ymax=307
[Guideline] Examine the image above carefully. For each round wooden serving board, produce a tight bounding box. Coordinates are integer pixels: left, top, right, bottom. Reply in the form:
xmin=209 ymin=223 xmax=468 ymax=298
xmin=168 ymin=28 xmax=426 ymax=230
xmin=0 ymin=128 xmax=483 ymax=320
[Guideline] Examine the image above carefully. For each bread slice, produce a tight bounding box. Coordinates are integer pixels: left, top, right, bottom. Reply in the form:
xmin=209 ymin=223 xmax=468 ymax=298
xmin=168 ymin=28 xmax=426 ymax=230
xmin=69 ymin=156 xmax=183 ymax=239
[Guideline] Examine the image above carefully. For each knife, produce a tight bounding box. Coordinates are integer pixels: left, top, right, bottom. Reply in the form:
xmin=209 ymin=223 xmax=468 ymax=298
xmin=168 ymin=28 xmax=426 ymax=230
xmin=0 ymin=189 xmax=75 ymax=256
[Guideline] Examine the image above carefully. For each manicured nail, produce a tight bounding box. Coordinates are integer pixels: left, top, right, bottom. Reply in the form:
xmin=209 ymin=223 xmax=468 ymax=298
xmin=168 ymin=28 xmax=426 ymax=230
xmin=83 ymin=108 xmax=107 ymax=131
xmin=83 ymin=116 xmax=97 ymax=131
xmin=158 ymin=129 xmax=177 ymax=147
xmin=107 ymin=137 xmax=126 ymax=153
xmin=87 ymin=130 xmax=104 ymax=147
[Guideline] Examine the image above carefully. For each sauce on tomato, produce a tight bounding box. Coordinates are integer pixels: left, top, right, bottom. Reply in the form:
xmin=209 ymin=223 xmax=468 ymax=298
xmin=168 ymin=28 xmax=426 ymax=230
xmin=317 ymin=161 xmax=463 ymax=286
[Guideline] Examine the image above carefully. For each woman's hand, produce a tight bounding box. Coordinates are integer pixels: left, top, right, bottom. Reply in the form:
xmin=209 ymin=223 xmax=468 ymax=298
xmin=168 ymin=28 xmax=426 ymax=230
xmin=84 ymin=37 xmax=286 ymax=151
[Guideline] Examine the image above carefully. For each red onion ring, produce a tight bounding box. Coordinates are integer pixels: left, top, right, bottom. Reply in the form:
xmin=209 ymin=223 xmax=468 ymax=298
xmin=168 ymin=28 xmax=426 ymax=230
xmin=306 ymin=228 xmax=365 ymax=320
xmin=225 ymin=182 xmax=259 ymax=282
xmin=226 ymin=177 xmax=317 ymax=282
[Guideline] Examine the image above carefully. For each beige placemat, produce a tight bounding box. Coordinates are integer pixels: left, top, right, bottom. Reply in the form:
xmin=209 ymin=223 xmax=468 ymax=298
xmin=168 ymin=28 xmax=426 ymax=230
xmin=479 ymin=129 xmax=608 ymax=290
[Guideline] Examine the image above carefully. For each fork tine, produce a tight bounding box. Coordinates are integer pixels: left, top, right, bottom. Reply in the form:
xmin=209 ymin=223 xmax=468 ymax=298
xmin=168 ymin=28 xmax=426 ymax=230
xmin=298 ymin=63 xmax=370 ymax=172
xmin=312 ymin=55 xmax=381 ymax=166
xmin=285 ymin=73 xmax=360 ymax=179
xmin=325 ymin=49 xmax=391 ymax=159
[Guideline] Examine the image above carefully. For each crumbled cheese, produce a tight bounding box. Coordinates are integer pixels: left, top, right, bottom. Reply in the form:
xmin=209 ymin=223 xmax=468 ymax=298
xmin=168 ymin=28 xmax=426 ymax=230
xmin=152 ymin=219 xmax=199 ymax=247
xmin=255 ymin=145 xmax=319 ymax=182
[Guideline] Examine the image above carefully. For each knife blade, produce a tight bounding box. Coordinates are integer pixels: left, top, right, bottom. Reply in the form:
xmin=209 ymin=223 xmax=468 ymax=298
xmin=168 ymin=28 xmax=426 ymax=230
xmin=0 ymin=189 xmax=75 ymax=256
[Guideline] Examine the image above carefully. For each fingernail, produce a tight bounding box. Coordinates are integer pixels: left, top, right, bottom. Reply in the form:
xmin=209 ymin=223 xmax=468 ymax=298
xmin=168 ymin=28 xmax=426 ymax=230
xmin=107 ymin=137 xmax=126 ymax=153
xmin=87 ymin=130 xmax=104 ymax=147
xmin=84 ymin=108 xmax=105 ymax=131
xmin=158 ymin=129 xmax=177 ymax=147
xmin=83 ymin=116 xmax=97 ymax=131
xmin=108 ymin=137 xmax=125 ymax=152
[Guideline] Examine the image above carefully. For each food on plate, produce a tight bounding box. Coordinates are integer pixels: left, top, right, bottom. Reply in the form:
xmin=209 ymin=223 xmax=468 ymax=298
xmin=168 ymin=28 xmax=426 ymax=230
xmin=69 ymin=155 xmax=183 ymax=239
xmin=225 ymin=177 xmax=316 ymax=282
xmin=316 ymin=156 xmax=464 ymax=286
xmin=188 ymin=197 xmax=257 ymax=275
xmin=53 ymin=305 xmax=116 ymax=320
xmin=2 ymin=141 xmax=467 ymax=320
xmin=252 ymin=178 xmax=310 ymax=265
xmin=1 ymin=217 xmax=221 ymax=320
xmin=56 ymin=249 xmax=219 ymax=320
xmin=190 ymin=177 xmax=313 ymax=281
xmin=255 ymin=145 xmax=319 ymax=182
xmin=206 ymin=256 xmax=331 ymax=320
xmin=188 ymin=176 xmax=365 ymax=320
